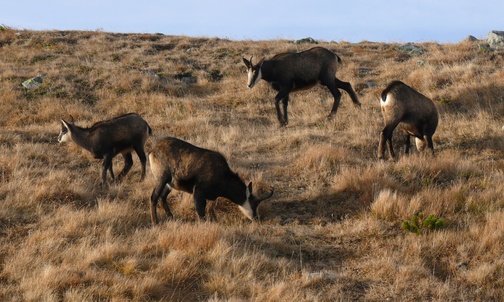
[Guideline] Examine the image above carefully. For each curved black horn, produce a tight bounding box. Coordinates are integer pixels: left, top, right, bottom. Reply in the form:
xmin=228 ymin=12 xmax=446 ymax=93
xmin=256 ymin=188 xmax=274 ymax=203
xmin=250 ymin=55 xmax=254 ymax=65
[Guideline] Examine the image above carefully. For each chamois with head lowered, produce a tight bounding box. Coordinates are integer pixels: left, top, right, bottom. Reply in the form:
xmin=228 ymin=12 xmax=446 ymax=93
xmin=58 ymin=113 xmax=152 ymax=185
xmin=378 ymin=81 xmax=439 ymax=160
xmin=243 ymin=46 xmax=361 ymax=126
xmin=148 ymin=137 xmax=274 ymax=224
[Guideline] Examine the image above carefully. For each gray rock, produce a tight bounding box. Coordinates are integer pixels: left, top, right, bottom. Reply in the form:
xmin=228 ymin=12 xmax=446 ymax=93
xmin=464 ymin=35 xmax=478 ymax=42
xmin=487 ymin=30 xmax=504 ymax=47
xmin=358 ymin=68 xmax=372 ymax=75
xmin=396 ymin=43 xmax=426 ymax=56
xmin=22 ymin=74 xmax=46 ymax=89
xmin=294 ymin=37 xmax=318 ymax=44
xmin=366 ymin=80 xmax=377 ymax=88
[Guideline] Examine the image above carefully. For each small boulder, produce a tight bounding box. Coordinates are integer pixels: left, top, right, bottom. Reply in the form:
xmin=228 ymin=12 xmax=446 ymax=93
xmin=396 ymin=43 xmax=425 ymax=56
xmin=464 ymin=35 xmax=478 ymax=42
xmin=22 ymin=74 xmax=46 ymax=90
xmin=294 ymin=37 xmax=318 ymax=44
xmin=487 ymin=30 xmax=504 ymax=47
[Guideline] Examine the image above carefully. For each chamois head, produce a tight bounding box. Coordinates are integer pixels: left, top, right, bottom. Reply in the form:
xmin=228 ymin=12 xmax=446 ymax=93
xmin=58 ymin=116 xmax=75 ymax=143
xmin=242 ymin=55 xmax=263 ymax=89
xmin=240 ymin=182 xmax=274 ymax=220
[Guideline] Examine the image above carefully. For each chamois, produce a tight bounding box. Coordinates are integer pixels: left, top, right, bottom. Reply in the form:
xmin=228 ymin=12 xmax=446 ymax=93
xmin=378 ymin=81 xmax=439 ymax=159
xmin=58 ymin=113 xmax=152 ymax=185
xmin=148 ymin=137 xmax=274 ymax=224
xmin=243 ymin=47 xmax=361 ymax=126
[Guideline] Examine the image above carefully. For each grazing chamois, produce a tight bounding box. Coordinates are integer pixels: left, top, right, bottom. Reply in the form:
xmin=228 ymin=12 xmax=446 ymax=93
xmin=149 ymin=137 xmax=274 ymax=224
xmin=378 ymin=81 xmax=439 ymax=159
xmin=243 ymin=47 xmax=361 ymax=126
xmin=58 ymin=113 xmax=152 ymax=185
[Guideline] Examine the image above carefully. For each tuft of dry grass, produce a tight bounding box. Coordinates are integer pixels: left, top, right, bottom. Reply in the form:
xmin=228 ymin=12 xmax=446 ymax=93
xmin=0 ymin=27 xmax=503 ymax=301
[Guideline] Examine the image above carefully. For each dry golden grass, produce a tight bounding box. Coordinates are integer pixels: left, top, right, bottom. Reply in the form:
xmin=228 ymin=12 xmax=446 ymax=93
xmin=0 ymin=27 xmax=503 ymax=301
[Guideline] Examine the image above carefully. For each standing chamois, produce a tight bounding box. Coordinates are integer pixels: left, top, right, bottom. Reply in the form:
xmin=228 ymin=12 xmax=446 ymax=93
xmin=149 ymin=137 xmax=274 ymax=224
xmin=378 ymin=81 xmax=439 ymax=159
xmin=243 ymin=47 xmax=361 ymax=126
xmin=58 ymin=113 xmax=152 ymax=185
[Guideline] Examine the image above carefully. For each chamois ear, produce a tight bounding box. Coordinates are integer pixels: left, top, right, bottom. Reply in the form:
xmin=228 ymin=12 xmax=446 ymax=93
xmin=69 ymin=115 xmax=75 ymax=124
xmin=246 ymin=182 xmax=253 ymax=199
xmin=242 ymin=56 xmax=250 ymax=68
xmin=61 ymin=119 xmax=70 ymax=130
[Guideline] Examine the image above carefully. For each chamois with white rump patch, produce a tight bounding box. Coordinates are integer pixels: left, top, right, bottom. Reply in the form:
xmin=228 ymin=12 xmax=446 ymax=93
xmin=148 ymin=137 xmax=274 ymax=224
xmin=378 ymin=81 xmax=439 ymax=160
xmin=58 ymin=113 xmax=152 ymax=185
xmin=243 ymin=47 xmax=361 ymax=126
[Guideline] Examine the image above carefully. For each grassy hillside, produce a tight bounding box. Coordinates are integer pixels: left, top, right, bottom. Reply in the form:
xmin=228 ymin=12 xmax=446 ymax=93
xmin=0 ymin=27 xmax=503 ymax=301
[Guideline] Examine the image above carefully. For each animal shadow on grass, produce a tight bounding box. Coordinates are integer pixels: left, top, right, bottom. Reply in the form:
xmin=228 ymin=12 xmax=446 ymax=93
xmin=264 ymin=191 xmax=370 ymax=226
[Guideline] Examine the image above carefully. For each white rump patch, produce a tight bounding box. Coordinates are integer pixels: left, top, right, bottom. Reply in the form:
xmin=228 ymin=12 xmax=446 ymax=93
xmin=149 ymin=153 xmax=162 ymax=179
xmin=415 ymin=137 xmax=427 ymax=151
xmin=238 ymin=200 xmax=253 ymax=220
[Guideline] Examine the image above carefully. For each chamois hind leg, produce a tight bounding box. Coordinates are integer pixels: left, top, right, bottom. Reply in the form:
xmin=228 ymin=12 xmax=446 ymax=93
xmin=404 ymin=134 xmax=412 ymax=155
xmin=325 ymin=82 xmax=342 ymax=118
xmin=159 ymin=185 xmax=173 ymax=219
xmin=133 ymin=144 xmax=147 ymax=181
xmin=379 ymin=124 xmax=398 ymax=160
xmin=335 ymin=78 xmax=361 ymax=107
xmin=117 ymin=152 xmax=133 ymax=180
xmin=150 ymin=172 xmax=172 ymax=224
xmin=426 ymin=134 xmax=435 ymax=156
xmin=282 ymin=95 xmax=289 ymax=125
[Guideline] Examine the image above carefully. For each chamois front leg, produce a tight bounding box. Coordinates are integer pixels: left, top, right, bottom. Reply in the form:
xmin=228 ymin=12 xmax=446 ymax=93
xmin=274 ymin=89 xmax=290 ymax=127
xmin=102 ymin=153 xmax=114 ymax=185
xmin=193 ymin=188 xmax=207 ymax=220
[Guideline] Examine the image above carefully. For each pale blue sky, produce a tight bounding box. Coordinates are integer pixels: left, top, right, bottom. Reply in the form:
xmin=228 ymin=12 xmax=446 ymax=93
xmin=2 ymin=0 xmax=502 ymax=42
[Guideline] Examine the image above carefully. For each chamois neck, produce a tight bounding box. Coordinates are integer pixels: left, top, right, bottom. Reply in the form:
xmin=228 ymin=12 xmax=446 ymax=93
xmin=69 ymin=125 xmax=94 ymax=152
xmin=220 ymin=176 xmax=246 ymax=205
xmin=259 ymin=60 xmax=273 ymax=80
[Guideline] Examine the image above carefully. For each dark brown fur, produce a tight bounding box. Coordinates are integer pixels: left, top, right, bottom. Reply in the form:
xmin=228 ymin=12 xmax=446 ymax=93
xmin=148 ymin=137 xmax=273 ymax=224
xmin=378 ymin=81 xmax=439 ymax=159
xmin=59 ymin=113 xmax=152 ymax=185
xmin=243 ymin=47 xmax=360 ymax=126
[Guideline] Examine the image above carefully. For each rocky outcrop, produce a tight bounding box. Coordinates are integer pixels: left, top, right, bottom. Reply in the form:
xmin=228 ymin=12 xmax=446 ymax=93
xmin=487 ymin=30 xmax=504 ymax=47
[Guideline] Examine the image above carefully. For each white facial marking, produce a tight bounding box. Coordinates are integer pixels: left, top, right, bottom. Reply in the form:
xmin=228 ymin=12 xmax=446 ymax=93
xmin=247 ymin=68 xmax=262 ymax=88
xmin=247 ymin=69 xmax=255 ymax=88
xmin=58 ymin=131 xmax=71 ymax=143
xmin=238 ymin=200 xmax=253 ymax=220
xmin=58 ymin=120 xmax=73 ymax=143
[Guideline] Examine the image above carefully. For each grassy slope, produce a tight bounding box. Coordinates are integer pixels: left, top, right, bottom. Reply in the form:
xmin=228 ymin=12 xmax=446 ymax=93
xmin=0 ymin=28 xmax=503 ymax=301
